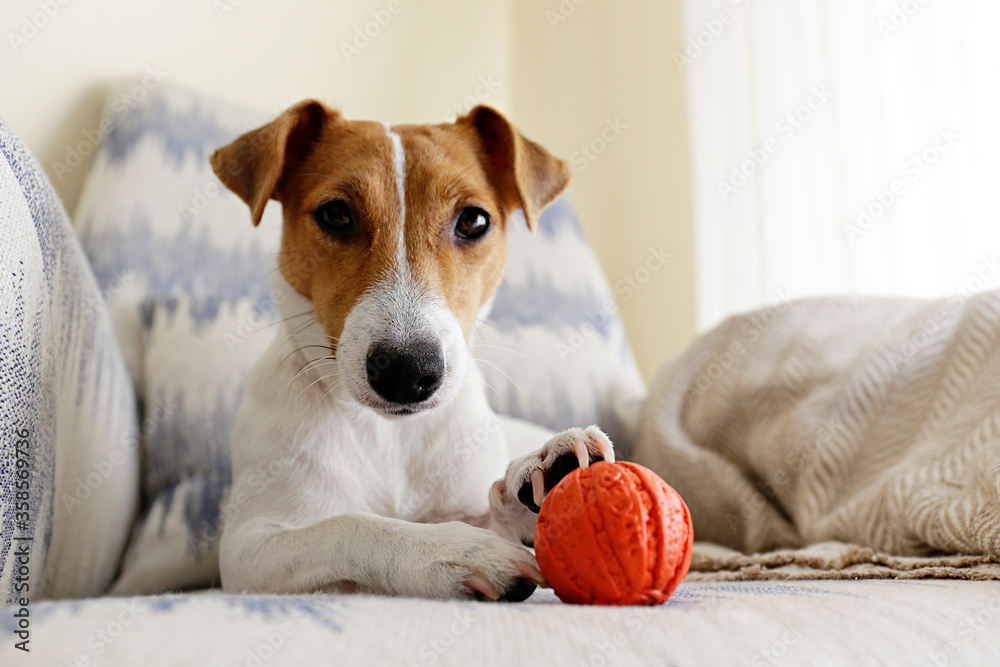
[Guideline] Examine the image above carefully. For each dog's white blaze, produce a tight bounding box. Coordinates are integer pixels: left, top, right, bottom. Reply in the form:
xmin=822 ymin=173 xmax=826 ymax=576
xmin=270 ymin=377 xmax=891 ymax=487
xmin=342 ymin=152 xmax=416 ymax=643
xmin=383 ymin=122 xmax=408 ymax=272
xmin=330 ymin=123 xmax=469 ymax=416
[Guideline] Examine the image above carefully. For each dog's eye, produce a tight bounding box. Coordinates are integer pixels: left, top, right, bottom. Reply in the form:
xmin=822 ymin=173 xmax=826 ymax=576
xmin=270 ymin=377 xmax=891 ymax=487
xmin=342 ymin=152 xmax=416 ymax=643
xmin=454 ymin=207 xmax=491 ymax=240
xmin=313 ymin=200 xmax=354 ymax=235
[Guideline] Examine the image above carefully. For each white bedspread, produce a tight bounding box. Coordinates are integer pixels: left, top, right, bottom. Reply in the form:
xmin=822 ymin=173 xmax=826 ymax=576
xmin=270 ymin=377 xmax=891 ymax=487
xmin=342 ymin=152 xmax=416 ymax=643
xmin=4 ymin=580 xmax=999 ymax=666
xmin=635 ymin=293 xmax=1000 ymax=564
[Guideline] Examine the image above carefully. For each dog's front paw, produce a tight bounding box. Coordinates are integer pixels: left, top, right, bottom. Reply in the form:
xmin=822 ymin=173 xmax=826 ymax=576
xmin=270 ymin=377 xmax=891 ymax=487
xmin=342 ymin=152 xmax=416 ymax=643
xmin=417 ymin=522 xmax=545 ymax=602
xmin=490 ymin=426 xmax=615 ymax=545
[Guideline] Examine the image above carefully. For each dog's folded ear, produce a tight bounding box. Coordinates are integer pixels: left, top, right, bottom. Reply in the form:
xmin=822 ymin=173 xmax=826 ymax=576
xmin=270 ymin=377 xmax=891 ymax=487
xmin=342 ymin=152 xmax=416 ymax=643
xmin=460 ymin=106 xmax=571 ymax=231
xmin=211 ymin=100 xmax=335 ymax=226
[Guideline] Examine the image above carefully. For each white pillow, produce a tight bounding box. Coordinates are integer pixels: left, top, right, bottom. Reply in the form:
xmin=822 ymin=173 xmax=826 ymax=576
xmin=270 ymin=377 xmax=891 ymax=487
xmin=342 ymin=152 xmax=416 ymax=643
xmin=1 ymin=116 xmax=138 ymax=602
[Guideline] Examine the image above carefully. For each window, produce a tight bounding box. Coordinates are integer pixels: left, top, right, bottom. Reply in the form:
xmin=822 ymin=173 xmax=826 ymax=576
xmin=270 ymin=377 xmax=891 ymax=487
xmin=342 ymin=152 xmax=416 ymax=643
xmin=682 ymin=0 xmax=1000 ymax=329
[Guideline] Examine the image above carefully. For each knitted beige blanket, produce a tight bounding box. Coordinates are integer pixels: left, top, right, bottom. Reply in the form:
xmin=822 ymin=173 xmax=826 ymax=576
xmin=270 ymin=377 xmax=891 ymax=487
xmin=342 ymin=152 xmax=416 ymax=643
xmin=634 ymin=292 xmax=1000 ymax=579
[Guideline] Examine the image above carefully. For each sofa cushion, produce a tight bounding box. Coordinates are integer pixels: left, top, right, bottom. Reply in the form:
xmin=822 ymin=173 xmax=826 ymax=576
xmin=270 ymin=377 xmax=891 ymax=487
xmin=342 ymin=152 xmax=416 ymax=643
xmin=4 ymin=579 xmax=1000 ymax=665
xmin=0 ymin=116 xmax=138 ymax=602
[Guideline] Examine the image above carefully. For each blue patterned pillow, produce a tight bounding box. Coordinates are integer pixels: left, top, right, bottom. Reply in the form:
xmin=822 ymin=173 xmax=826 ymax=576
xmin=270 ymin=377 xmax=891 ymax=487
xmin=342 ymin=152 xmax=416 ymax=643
xmin=73 ymin=80 xmax=645 ymax=593
xmin=0 ymin=117 xmax=138 ymax=603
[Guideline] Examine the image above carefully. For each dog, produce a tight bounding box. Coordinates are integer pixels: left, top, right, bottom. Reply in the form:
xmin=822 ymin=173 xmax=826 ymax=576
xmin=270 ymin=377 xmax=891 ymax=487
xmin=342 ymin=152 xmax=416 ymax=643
xmin=210 ymin=100 xmax=616 ymax=601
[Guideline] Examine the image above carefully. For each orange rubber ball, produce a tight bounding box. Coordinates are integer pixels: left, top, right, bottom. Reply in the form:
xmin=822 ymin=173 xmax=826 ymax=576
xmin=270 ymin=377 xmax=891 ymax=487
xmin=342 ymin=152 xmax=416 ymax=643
xmin=534 ymin=461 xmax=693 ymax=605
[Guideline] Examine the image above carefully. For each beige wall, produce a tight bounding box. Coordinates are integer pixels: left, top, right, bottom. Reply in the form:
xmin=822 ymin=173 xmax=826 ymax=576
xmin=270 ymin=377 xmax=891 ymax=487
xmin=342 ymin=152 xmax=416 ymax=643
xmin=0 ymin=0 xmax=513 ymax=213
xmin=511 ymin=0 xmax=696 ymax=382
xmin=1 ymin=0 xmax=695 ymax=380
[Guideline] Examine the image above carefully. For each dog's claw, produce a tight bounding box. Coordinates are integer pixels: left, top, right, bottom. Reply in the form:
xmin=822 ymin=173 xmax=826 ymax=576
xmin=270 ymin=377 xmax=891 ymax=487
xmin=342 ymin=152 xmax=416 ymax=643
xmin=572 ymin=439 xmax=590 ymax=469
xmin=466 ymin=573 xmax=500 ymax=600
xmin=491 ymin=481 xmax=506 ymax=509
xmin=531 ymin=469 xmax=545 ymax=508
xmin=598 ymin=436 xmax=615 ymax=463
xmin=517 ymin=562 xmax=549 ymax=588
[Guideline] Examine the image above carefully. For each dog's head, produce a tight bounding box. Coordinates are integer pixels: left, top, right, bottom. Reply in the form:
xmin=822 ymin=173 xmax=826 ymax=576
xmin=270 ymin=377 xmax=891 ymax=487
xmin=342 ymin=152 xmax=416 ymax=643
xmin=211 ymin=100 xmax=569 ymax=417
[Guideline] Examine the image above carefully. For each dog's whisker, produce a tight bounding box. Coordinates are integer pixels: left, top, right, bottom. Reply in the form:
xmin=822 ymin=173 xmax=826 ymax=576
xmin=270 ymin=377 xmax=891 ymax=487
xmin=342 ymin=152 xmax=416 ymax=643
xmin=469 ymin=337 xmax=527 ymax=348
xmin=284 ymin=340 xmax=339 ymax=351
xmin=297 ymin=369 xmax=342 ymax=401
xmin=275 ymin=344 xmax=333 ymax=373
xmin=255 ymin=253 xmax=302 ymax=282
xmin=291 ymin=344 xmax=334 ymax=355
xmin=479 ymin=377 xmax=501 ymax=397
xmin=287 ymin=317 xmax=320 ymax=337
xmin=295 ymin=359 xmax=338 ymax=379
xmin=299 ymin=372 xmax=339 ymax=398
xmin=284 ymin=363 xmax=313 ymax=393
xmin=470 ymin=333 xmax=534 ymax=351
xmin=282 ymin=337 xmax=341 ymax=355
xmin=469 ymin=339 xmax=525 ymax=348
xmin=462 ymin=359 xmax=502 ymax=398
xmin=285 ymin=331 xmax=342 ymax=344
xmin=472 ymin=318 xmax=540 ymax=342
xmin=317 ymin=378 xmax=345 ymax=402
xmin=284 ymin=333 xmax=340 ymax=344
xmin=284 ymin=361 xmax=335 ymax=394
xmin=468 ymin=343 xmax=536 ymax=361
xmin=290 ymin=356 xmax=337 ymax=384
xmin=474 ymin=357 xmax=527 ymax=396
xmin=257 ymin=309 xmax=315 ymax=331
xmin=280 ymin=321 xmax=340 ymax=343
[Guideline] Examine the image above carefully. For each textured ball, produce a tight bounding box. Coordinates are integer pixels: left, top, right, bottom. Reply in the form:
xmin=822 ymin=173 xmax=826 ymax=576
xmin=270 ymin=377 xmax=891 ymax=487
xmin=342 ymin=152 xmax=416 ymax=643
xmin=534 ymin=461 xmax=693 ymax=605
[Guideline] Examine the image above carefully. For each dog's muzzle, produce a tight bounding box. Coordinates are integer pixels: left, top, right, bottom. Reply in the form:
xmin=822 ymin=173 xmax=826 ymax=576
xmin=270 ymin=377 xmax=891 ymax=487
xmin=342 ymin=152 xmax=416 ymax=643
xmin=365 ymin=340 xmax=445 ymax=406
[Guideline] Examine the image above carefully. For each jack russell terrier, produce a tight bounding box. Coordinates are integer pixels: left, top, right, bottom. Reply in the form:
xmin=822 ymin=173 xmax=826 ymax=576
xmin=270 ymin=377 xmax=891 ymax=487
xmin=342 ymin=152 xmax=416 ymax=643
xmin=210 ymin=100 xmax=616 ymax=601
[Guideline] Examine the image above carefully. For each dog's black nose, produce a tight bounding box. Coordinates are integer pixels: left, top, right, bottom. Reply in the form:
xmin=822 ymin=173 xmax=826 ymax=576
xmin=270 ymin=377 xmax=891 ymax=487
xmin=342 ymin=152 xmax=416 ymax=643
xmin=366 ymin=341 xmax=445 ymax=405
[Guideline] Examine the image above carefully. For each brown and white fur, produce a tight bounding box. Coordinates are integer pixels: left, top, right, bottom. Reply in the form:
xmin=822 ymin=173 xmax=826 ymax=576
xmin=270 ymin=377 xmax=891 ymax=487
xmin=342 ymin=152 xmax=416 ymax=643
xmin=211 ymin=100 xmax=615 ymax=601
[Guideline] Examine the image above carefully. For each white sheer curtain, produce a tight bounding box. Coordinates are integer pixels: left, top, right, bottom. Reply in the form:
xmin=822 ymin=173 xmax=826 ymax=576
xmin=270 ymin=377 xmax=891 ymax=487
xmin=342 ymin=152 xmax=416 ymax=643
xmin=683 ymin=0 xmax=1000 ymax=330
